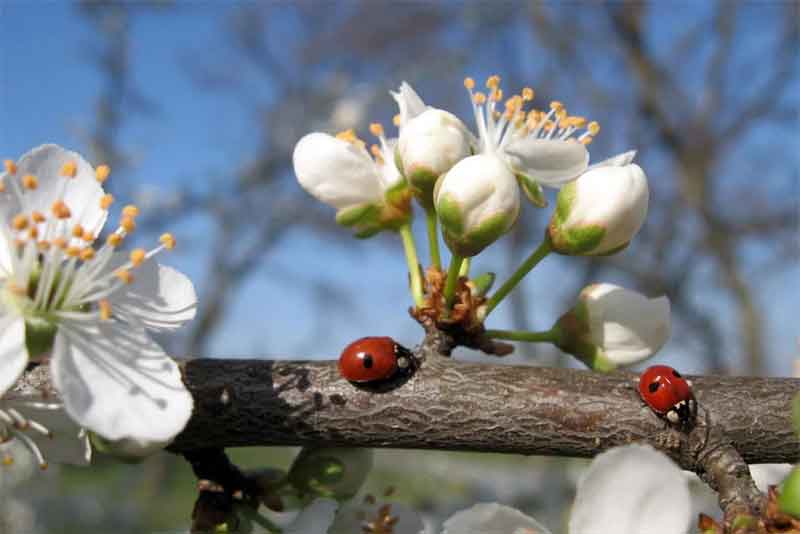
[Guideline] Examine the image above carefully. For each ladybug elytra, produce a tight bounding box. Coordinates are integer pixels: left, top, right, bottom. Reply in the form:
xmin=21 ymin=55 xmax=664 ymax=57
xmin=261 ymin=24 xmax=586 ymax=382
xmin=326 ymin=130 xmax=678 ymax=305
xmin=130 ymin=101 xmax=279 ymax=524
xmin=638 ymin=364 xmax=696 ymax=425
xmin=338 ymin=336 xmax=413 ymax=384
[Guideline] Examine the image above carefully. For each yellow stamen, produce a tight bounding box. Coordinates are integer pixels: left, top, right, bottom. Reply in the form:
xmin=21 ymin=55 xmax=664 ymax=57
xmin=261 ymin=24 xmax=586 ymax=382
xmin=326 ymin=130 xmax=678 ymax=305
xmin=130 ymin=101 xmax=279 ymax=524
xmin=368 ymin=123 xmax=384 ymax=138
xmin=66 ymin=246 xmax=81 ymax=258
xmin=473 ymin=92 xmax=486 ymax=105
xmin=122 ymin=205 xmax=139 ymax=218
xmin=31 ymin=211 xmax=46 ymax=224
xmin=392 ymin=114 xmax=401 ymax=127
xmin=121 ymin=216 xmax=136 ymax=233
xmin=100 ymin=194 xmax=114 ymax=210
xmin=3 ymin=160 xmax=17 ymax=175
xmin=550 ymin=101 xmax=563 ymax=111
xmin=159 ymin=233 xmax=176 ymax=250
xmin=464 ymin=77 xmax=475 ymax=90
xmin=60 ymin=161 xmax=78 ymax=178
xmin=12 ymin=215 xmax=28 ymax=231
xmin=81 ymin=229 xmax=95 ymax=242
xmin=28 ymin=227 xmax=38 ymax=240
xmin=588 ymin=121 xmax=600 ymax=135
xmin=115 ymin=269 xmax=134 ymax=284
xmin=52 ymin=237 xmax=68 ymax=250
xmin=580 ymin=136 xmax=594 ymax=145
xmin=22 ymin=174 xmax=38 ymax=190
xmin=95 ymin=164 xmax=110 ymax=183
xmin=570 ymin=116 xmax=587 ymax=128
xmin=99 ymin=299 xmax=112 ymax=321
xmin=80 ymin=247 xmax=95 ymax=261
xmin=369 ymin=144 xmax=384 ymax=164
xmin=490 ymin=88 xmax=503 ymax=102
xmin=130 ymin=248 xmax=146 ymax=266
xmin=39 ymin=462 xmax=48 ymax=471
xmin=2 ymin=454 xmax=13 ymax=466
xmin=72 ymin=224 xmax=85 ymax=238
xmin=37 ymin=241 xmax=51 ymax=251
xmin=522 ymin=87 xmax=534 ymax=101
xmin=486 ymin=75 xmax=501 ymax=90
xmin=51 ymin=200 xmax=71 ymax=219
xmin=107 ymin=233 xmax=123 ymax=248
xmin=0 ymin=179 xmax=5 ymax=193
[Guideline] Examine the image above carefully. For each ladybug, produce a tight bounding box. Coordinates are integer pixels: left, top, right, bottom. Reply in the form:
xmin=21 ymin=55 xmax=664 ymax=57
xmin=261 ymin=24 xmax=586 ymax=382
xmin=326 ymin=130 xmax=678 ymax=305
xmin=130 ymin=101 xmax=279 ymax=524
xmin=338 ymin=337 xmax=414 ymax=384
xmin=638 ymin=365 xmax=697 ymax=425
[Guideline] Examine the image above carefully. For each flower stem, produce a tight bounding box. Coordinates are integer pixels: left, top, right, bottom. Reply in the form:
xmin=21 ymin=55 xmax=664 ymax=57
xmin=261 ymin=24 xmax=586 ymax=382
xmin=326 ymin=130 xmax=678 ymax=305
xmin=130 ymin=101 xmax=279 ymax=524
xmin=459 ymin=257 xmax=471 ymax=278
xmin=399 ymin=223 xmax=425 ymax=308
xmin=485 ymin=327 xmax=561 ymax=344
xmin=483 ymin=237 xmax=552 ymax=317
xmin=443 ymin=254 xmax=465 ymax=312
xmin=425 ymin=208 xmax=441 ymax=270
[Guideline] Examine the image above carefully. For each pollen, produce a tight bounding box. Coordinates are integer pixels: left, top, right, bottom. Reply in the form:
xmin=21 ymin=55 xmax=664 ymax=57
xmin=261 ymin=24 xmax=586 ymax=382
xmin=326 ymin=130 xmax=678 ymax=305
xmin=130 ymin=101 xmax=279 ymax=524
xmin=122 ymin=205 xmax=139 ymax=218
xmin=107 ymin=233 xmax=123 ymax=248
xmin=22 ymin=174 xmax=38 ymax=190
xmin=121 ymin=216 xmax=136 ymax=233
xmin=95 ymin=164 xmax=110 ymax=183
xmin=2 ymin=454 xmax=13 ymax=466
xmin=130 ymin=248 xmax=146 ymax=266
xmin=115 ymin=269 xmax=134 ymax=284
xmin=3 ymin=159 xmax=17 ymax=175
xmin=159 ymin=233 xmax=176 ymax=250
xmin=100 ymin=194 xmax=114 ymax=210
xmin=473 ymin=92 xmax=486 ymax=105
xmin=580 ymin=136 xmax=594 ymax=145
xmin=60 ymin=161 xmax=78 ymax=178
xmin=72 ymin=224 xmax=85 ymax=238
xmin=588 ymin=121 xmax=600 ymax=135
xmin=52 ymin=237 xmax=68 ymax=250
xmin=522 ymin=87 xmax=534 ymax=101
xmin=66 ymin=246 xmax=82 ymax=258
xmin=31 ymin=211 xmax=46 ymax=224
xmin=485 ymin=75 xmax=501 ymax=90
xmin=370 ymin=144 xmax=384 ymax=164
xmin=80 ymin=247 xmax=95 ymax=261
xmin=464 ymin=77 xmax=475 ymax=89
xmin=12 ymin=214 xmax=28 ymax=231
xmin=392 ymin=113 xmax=401 ymax=126
xmin=490 ymin=88 xmax=503 ymax=102
xmin=81 ymin=229 xmax=95 ymax=242
xmin=99 ymin=299 xmax=112 ymax=321
xmin=51 ymin=200 xmax=71 ymax=219
xmin=28 ymin=227 xmax=39 ymax=240
xmin=369 ymin=123 xmax=384 ymax=138
xmin=37 ymin=241 xmax=51 ymax=251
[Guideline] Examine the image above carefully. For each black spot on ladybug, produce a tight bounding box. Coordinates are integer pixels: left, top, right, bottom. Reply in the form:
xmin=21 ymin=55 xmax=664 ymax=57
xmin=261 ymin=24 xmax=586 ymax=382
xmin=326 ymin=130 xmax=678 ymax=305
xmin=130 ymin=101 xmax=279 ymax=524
xmin=648 ymin=381 xmax=660 ymax=393
xmin=672 ymin=370 xmax=682 ymax=378
xmin=362 ymin=354 xmax=374 ymax=368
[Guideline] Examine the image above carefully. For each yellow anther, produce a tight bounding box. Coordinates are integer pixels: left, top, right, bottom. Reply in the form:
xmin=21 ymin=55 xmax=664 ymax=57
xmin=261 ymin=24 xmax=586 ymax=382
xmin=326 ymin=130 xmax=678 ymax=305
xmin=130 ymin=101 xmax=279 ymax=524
xmin=12 ymin=215 xmax=28 ymax=231
xmin=587 ymin=121 xmax=600 ymax=135
xmin=550 ymin=101 xmax=563 ymax=111
xmin=464 ymin=77 xmax=475 ymax=90
xmin=107 ymin=233 xmax=123 ymax=248
xmin=490 ymin=88 xmax=503 ymax=102
xmin=369 ymin=144 xmax=384 ymax=164
xmin=80 ymin=247 xmax=95 ymax=261
xmin=121 ymin=216 xmax=136 ymax=233
xmin=52 ymin=237 xmax=68 ymax=250
xmin=3 ymin=160 xmax=17 ymax=175
xmin=570 ymin=116 xmax=587 ymax=128
xmin=7 ymin=281 xmax=26 ymax=296
xmin=72 ymin=224 xmax=85 ymax=238
xmin=544 ymin=120 xmax=555 ymax=131
xmin=37 ymin=241 xmax=51 ymax=252
xmin=28 ymin=227 xmax=39 ymax=240
xmin=335 ymin=129 xmax=357 ymax=142
xmin=100 ymin=194 xmax=114 ymax=210
xmin=473 ymin=92 xmax=486 ymax=105
xmin=556 ymin=108 xmax=567 ymax=121
xmin=60 ymin=160 xmax=78 ymax=178
xmin=580 ymin=136 xmax=594 ymax=145
xmin=159 ymin=233 xmax=176 ymax=250
xmin=51 ymin=200 xmax=71 ymax=219
xmin=99 ymin=299 xmax=112 ymax=321
xmin=66 ymin=246 xmax=81 ymax=258
xmin=31 ymin=211 xmax=46 ymax=224
xmin=369 ymin=123 xmax=384 ymax=138
xmin=485 ymin=75 xmax=501 ymax=89
xmin=2 ymin=454 xmax=13 ymax=466
xmin=95 ymin=164 xmax=110 ymax=183
xmin=22 ymin=174 xmax=38 ymax=190
xmin=493 ymin=111 xmax=501 ymax=121
xmin=130 ymin=248 xmax=146 ymax=266
xmin=39 ymin=462 xmax=48 ymax=471
xmin=522 ymin=87 xmax=534 ymax=101
xmin=122 ymin=205 xmax=140 ymax=218
xmin=82 ymin=229 xmax=95 ymax=242
xmin=115 ymin=269 xmax=134 ymax=284
xmin=0 ymin=179 xmax=5 ymax=193
xmin=392 ymin=114 xmax=401 ymax=126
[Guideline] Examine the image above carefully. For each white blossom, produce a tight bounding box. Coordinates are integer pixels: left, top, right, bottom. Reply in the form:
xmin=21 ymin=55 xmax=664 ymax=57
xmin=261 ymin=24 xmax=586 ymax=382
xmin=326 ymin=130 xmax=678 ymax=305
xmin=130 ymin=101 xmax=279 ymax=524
xmin=443 ymin=502 xmax=552 ymax=534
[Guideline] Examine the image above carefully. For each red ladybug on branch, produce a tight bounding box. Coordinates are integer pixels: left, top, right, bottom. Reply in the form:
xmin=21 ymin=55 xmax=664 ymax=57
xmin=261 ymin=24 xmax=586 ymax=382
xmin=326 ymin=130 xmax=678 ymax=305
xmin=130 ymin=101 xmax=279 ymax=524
xmin=638 ymin=365 xmax=697 ymax=425
xmin=338 ymin=337 xmax=415 ymax=384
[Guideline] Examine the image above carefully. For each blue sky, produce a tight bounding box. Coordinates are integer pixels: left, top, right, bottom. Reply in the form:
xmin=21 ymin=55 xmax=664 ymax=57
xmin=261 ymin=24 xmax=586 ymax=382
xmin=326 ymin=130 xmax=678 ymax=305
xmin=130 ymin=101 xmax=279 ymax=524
xmin=1 ymin=2 xmax=797 ymax=375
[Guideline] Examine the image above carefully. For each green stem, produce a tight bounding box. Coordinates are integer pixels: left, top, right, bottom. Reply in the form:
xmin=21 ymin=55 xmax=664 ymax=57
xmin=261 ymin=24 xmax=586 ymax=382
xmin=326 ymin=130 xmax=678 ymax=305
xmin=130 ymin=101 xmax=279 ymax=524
xmin=425 ymin=208 xmax=441 ymax=270
xmin=459 ymin=257 xmax=471 ymax=278
xmin=443 ymin=254 xmax=465 ymax=312
xmin=484 ymin=237 xmax=552 ymax=317
xmin=399 ymin=223 xmax=425 ymax=308
xmin=485 ymin=327 xmax=560 ymax=344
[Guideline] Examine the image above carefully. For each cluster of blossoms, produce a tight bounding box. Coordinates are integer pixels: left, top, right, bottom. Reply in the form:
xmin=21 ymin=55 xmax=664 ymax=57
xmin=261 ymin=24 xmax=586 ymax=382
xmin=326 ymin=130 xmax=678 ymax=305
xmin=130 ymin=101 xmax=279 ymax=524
xmin=0 ymin=144 xmax=196 ymax=472
xmin=293 ymin=75 xmax=667 ymax=370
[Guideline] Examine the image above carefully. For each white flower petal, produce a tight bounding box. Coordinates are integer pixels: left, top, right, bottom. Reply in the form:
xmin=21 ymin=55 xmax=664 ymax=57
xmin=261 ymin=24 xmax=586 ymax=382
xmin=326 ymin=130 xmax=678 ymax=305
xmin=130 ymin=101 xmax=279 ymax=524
xmin=12 ymin=144 xmax=107 ymax=242
xmin=390 ymin=81 xmax=427 ymax=126
xmin=109 ymin=257 xmax=197 ymax=332
xmin=443 ymin=502 xmax=552 ymax=534
xmin=283 ymin=498 xmax=339 ymax=534
xmin=584 ymin=284 xmax=671 ymax=365
xmin=398 ymin=108 xmax=472 ymax=179
xmin=293 ymin=133 xmax=383 ymax=210
xmin=0 ymin=315 xmax=27 ymax=396
xmin=503 ymin=138 xmax=589 ymax=187
xmin=0 ymin=225 xmax=12 ymax=278
xmin=569 ymin=444 xmax=690 ymax=534
xmin=587 ymin=150 xmax=637 ymax=170
xmin=749 ymin=463 xmax=793 ymax=492
xmin=51 ymin=322 xmax=192 ymax=443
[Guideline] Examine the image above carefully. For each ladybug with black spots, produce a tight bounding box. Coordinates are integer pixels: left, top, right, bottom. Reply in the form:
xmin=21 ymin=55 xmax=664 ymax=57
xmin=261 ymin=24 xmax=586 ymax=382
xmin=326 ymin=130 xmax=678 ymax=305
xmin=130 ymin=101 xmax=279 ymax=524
xmin=638 ymin=365 xmax=697 ymax=426
xmin=338 ymin=337 xmax=415 ymax=384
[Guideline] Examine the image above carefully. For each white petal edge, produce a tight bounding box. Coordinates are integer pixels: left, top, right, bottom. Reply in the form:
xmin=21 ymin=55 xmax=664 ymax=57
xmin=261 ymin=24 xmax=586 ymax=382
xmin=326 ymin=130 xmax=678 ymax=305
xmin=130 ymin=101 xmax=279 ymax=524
xmin=390 ymin=81 xmax=427 ymax=126
xmin=0 ymin=224 xmax=12 ymax=278
xmin=587 ymin=150 xmax=638 ymax=170
xmin=503 ymin=138 xmax=589 ymax=187
xmin=443 ymin=502 xmax=553 ymax=534
xmin=283 ymin=498 xmax=340 ymax=534
xmin=0 ymin=315 xmax=27 ymax=396
xmin=569 ymin=444 xmax=690 ymax=534
xmin=51 ymin=321 xmax=193 ymax=443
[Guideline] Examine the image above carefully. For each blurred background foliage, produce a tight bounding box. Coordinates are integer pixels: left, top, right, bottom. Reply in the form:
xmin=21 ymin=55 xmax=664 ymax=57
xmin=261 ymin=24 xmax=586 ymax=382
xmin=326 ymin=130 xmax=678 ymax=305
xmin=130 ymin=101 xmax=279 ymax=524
xmin=0 ymin=0 xmax=797 ymax=532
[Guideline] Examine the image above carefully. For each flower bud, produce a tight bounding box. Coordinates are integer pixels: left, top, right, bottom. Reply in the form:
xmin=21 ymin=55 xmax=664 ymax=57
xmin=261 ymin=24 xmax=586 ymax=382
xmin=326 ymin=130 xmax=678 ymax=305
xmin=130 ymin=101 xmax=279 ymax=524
xmin=287 ymin=447 xmax=373 ymax=502
xmin=547 ymin=152 xmax=648 ymax=256
xmin=555 ymin=283 xmax=670 ymax=371
xmin=434 ymin=154 xmax=520 ymax=257
xmin=397 ymin=108 xmax=471 ymax=205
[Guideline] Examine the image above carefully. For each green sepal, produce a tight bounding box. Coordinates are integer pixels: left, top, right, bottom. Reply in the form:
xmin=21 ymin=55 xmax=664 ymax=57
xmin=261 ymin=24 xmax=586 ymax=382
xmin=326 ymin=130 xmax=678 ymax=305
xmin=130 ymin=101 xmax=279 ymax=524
xmin=779 ymin=465 xmax=800 ymax=517
xmin=383 ymin=179 xmax=410 ymax=209
xmin=470 ymin=272 xmax=495 ymax=297
xmin=335 ymin=203 xmax=380 ymax=228
xmin=407 ymin=166 xmax=439 ymax=209
xmin=516 ymin=173 xmax=548 ymax=208
xmin=436 ymin=193 xmax=464 ymax=235
xmin=443 ymin=209 xmax=517 ymax=257
xmin=353 ymin=225 xmax=383 ymax=239
xmin=554 ymin=310 xmax=616 ymax=372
